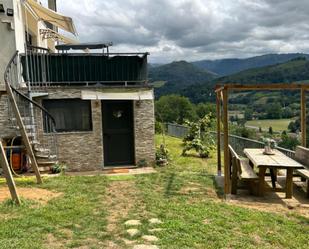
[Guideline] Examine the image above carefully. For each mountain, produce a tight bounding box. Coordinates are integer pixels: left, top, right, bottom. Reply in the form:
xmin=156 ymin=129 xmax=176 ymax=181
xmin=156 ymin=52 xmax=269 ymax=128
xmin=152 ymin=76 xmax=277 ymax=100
xmin=192 ymin=53 xmax=309 ymax=76
xmin=216 ymin=57 xmax=309 ymax=84
xmin=149 ymin=60 xmax=217 ymax=97
xmin=182 ymin=57 xmax=309 ymax=103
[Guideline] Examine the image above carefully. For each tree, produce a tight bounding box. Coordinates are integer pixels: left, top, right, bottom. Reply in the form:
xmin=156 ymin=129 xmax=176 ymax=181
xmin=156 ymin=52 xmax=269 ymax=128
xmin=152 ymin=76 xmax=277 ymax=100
xmin=266 ymin=103 xmax=282 ymax=119
xmin=182 ymin=115 xmax=215 ymax=158
xmin=278 ymin=132 xmax=300 ymax=150
xmin=155 ymin=95 xmax=197 ymax=124
xmin=244 ymin=108 xmax=253 ymax=120
xmin=195 ymin=103 xmax=216 ymax=119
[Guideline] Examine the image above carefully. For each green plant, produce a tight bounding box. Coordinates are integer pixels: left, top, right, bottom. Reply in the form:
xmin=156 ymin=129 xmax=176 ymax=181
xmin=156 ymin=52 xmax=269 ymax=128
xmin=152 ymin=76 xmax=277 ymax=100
xmin=182 ymin=114 xmax=215 ymax=158
xmin=137 ymin=159 xmax=148 ymax=167
xmin=156 ymin=144 xmax=169 ymax=165
xmin=51 ymin=163 xmax=67 ymax=174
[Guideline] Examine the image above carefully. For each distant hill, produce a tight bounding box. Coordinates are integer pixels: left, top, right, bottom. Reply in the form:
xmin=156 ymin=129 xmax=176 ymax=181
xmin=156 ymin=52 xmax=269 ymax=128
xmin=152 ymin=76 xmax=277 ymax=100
xmin=149 ymin=60 xmax=217 ymax=97
xmin=182 ymin=57 xmax=309 ymax=103
xmin=216 ymin=57 xmax=309 ymax=84
xmin=192 ymin=53 xmax=309 ymax=76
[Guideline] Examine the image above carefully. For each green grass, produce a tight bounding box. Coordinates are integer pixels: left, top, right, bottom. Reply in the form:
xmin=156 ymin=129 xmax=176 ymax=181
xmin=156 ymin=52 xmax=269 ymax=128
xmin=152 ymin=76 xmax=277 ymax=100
xmin=0 ymin=135 xmax=308 ymax=248
xmin=246 ymin=119 xmax=293 ymax=132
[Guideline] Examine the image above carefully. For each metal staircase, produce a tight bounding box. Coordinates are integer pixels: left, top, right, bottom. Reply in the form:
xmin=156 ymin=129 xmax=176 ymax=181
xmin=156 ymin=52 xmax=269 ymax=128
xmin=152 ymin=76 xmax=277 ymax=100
xmin=4 ymin=51 xmax=58 ymax=181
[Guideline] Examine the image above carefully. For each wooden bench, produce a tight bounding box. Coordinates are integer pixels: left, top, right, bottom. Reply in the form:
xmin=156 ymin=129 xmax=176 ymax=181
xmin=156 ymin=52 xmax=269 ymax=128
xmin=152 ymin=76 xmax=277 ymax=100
xmin=295 ymin=146 xmax=309 ymax=197
xmin=229 ymin=145 xmax=259 ymax=195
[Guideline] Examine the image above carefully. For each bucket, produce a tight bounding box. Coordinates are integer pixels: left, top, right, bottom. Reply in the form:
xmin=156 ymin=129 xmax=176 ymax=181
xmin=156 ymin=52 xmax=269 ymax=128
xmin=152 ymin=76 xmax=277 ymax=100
xmin=11 ymin=153 xmax=21 ymax=171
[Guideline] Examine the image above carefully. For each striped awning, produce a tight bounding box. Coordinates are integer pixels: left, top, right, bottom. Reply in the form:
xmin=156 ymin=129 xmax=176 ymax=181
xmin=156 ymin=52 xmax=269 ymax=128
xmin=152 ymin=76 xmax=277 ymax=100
xmin=25 ymin=0 xmax=77 ymax=35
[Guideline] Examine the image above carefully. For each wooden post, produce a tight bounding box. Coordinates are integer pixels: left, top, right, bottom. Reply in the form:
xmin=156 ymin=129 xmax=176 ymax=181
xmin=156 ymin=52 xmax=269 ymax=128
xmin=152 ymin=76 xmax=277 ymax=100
xmin=0 ymin=141 xmax=21 ymax=205
xmin=5 ymin=84 xmax=42 ymax=184
xmin=301 ymin=88 xmax=307 ymax=147
xmin=222 ymin=88 xmax=230 ymax=194
xmin=216 ymin=92 xmax=221 ymax=176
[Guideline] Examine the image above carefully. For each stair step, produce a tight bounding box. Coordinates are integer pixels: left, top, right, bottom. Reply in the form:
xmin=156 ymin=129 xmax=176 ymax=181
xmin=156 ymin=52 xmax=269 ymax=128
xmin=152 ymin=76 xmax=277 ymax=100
xmin=12 ymin=124 xmax=36 ymax=130
xmin=29 ymin=166 xmax=51 ymax=173
xmin=37 ymin=160 xmax=57 ymax=166
xmin=35 ymin=154 xmax=57 ymax=160
xmin=10 ymin=117 xmax=33 ymax=123
xmin=34 ymin=147 xmax=50 ymax=153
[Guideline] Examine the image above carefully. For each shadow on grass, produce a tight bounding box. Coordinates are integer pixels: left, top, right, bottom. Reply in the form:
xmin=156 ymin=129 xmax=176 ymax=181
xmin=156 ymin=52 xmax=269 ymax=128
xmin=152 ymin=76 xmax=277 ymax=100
xmin=164 ymin=172 xmax=176 ymax=198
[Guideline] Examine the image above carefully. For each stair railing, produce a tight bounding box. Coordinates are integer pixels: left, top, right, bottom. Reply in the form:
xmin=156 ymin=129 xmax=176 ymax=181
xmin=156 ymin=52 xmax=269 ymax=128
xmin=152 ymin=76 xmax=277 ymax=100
xmin=4 ymin=51 xmax=58 ymax=182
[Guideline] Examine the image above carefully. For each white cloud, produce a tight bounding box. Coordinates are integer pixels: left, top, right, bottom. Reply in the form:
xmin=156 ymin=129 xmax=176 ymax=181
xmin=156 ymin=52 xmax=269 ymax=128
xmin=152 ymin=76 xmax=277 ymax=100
xmin=42 ymin=0 xmax=309 ymax=63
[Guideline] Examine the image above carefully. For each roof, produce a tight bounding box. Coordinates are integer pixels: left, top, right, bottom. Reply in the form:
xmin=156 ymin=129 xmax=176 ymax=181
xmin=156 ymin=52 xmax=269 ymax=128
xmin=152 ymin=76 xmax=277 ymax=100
xmin=55 ymin=42 xmax=113 ymax=51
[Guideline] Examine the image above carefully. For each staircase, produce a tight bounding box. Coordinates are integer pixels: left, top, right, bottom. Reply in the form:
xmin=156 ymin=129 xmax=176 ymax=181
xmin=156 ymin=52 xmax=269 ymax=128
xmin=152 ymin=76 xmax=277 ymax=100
xmin=4 ymin=51 xmax=58 ymax=179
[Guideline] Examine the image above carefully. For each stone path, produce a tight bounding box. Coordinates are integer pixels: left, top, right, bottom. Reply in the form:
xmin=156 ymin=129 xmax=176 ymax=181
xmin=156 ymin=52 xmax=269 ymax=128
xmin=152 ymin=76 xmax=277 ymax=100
xmin=124 ymin=218 xmax=163 ymax=248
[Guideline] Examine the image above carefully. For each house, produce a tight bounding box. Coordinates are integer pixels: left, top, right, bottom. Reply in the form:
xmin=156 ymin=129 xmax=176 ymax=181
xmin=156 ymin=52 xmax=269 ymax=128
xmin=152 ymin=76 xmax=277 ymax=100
xmin=0 ymin=0 xmax=155 ymax=172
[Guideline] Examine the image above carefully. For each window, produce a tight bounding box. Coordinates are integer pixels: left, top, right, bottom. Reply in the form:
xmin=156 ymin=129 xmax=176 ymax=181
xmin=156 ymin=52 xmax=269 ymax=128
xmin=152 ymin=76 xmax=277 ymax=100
xmin=43 ymin=99 xmax=92 ymax=132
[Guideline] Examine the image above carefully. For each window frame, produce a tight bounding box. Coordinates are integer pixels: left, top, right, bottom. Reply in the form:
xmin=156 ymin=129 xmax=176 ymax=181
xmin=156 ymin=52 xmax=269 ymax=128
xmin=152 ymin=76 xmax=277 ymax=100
xmin=42 ymin=98 xmax=93 ymax=133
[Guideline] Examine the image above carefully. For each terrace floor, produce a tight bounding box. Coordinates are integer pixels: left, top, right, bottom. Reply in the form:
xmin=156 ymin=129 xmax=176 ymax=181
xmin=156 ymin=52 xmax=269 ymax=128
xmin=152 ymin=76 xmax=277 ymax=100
xmin=216 ymin=175 xmax=309 ymax=217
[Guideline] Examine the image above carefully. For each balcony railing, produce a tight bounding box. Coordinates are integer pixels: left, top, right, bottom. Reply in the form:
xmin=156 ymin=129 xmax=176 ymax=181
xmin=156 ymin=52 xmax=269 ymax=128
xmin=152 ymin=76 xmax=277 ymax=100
xmin=20 ymin=46 xmax=148 ymax=88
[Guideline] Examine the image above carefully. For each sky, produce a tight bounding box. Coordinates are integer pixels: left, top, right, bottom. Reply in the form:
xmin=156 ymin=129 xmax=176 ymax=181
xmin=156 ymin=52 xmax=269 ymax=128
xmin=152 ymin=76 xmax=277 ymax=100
xmin=43 ymin=0 xmax=309 ymax=63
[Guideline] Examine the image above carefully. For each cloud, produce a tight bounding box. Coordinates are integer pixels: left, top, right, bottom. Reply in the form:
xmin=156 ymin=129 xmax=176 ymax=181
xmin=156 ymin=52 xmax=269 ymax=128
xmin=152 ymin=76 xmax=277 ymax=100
xmin=45 ymin=0 xmax=309 ymax=63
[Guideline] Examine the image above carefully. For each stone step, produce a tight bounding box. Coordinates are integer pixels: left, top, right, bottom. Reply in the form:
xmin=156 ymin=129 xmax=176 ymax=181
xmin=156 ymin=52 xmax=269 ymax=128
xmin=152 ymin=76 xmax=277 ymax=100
xmin=29 ymin=166 xmax=51 ymax=173
xmin=35 ymin=153 xmax=57 ymax=160
xmin=9 ymin=117 xmax=33 ymax=123
xmin=12 ymin=124 xmax=36 ymax=130
xmin=37 ymin=160 xmax=57 ymax=166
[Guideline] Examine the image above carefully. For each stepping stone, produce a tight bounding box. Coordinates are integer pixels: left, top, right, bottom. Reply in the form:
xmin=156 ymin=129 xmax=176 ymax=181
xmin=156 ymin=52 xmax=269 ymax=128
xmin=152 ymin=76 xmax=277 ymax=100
xmin=125 ymin=220 xmax=141 ymax=226
xmin=127 ymin=228 xmax=139 ymax=237
xmin=123 ymin=238 xmax=136 ymax=245
xmin=133 ymin=245 xmax=159 ymax=249
xmin=149 ymin=218 xmax=162 ymax=225
xmin=142 ymin=235 xmax=159 ymax=242
xmin=149 ymin=228 xmax=163 ymax=233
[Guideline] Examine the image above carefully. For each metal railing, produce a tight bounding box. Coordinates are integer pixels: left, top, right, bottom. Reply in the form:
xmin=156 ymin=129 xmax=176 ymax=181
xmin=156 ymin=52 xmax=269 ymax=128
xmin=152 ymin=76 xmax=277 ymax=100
xmin=20 ymin=45 xmax=148 ymax=88
xmin=4 ymin=51 xmax=58 ymax=160
xmin=166 ymin=123 xmax=296 ymax=159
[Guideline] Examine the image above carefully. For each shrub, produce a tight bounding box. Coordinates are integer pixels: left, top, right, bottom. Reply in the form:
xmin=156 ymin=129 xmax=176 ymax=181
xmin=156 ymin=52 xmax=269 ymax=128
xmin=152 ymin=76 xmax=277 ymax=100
xmin=156 ymin=144 xmax=169 ymax=166
xmin=51 ymin=163 xmax=67 ymax=174
xmin=182 ymin=114 xmax=215 ymax=158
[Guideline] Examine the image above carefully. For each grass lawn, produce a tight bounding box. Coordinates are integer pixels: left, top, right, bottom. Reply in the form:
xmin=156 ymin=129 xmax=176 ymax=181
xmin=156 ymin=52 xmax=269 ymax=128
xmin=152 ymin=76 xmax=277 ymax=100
xmin=0 ymin=135 xmax=308 ymax=248
xmin=245 ymin=119 xmax=293 ymax=132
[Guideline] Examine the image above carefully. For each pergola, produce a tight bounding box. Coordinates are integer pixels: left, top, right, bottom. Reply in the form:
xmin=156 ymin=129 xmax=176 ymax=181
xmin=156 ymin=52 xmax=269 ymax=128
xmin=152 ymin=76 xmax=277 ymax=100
xmin=215 ymin=83 xmax=308 ymax=194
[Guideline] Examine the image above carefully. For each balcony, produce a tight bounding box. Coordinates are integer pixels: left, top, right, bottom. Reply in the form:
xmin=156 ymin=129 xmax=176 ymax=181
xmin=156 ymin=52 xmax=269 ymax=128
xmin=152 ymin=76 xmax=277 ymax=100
xmin=20 ymin=45 xmax=148 ymax=87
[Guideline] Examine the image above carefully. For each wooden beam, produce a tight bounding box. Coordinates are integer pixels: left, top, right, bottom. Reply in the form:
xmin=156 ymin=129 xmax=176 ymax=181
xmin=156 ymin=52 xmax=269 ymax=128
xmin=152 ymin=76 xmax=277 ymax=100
xmin=301 ymin=88 xmax=307 ymax=147
xmin=5 ymin=85 xmax=42 ymax=184
xmin=222 ymin=88 xmax=230 ymax=194
xmin=220 ymin=83 xmax=309 ymax=91
xmin=216 ymin=92 xmax=221 ymax=176
xmin=0 ymin=141 xmax=21 ymax=205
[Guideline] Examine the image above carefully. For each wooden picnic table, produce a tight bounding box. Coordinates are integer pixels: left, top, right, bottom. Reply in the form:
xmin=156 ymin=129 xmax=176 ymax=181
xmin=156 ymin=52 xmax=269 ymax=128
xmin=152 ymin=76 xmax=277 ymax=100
xmin=243 ymin=148 xmax=304 ymax=198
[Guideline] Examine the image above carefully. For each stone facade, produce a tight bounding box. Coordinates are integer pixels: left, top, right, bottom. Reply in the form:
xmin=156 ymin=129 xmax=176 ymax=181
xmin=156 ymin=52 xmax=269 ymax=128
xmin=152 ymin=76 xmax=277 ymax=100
xmin=134 ymin=99 xmax=155 ymax=165
xmin=0 ymin=86 xmax=155 ymax=171
xmin=51 ymin=100 xmax=104 ymax=171
xmin=0 ymin=93 xmax=19 ymax=138
xmin=38 ymin=87 xmax=155 ymax=171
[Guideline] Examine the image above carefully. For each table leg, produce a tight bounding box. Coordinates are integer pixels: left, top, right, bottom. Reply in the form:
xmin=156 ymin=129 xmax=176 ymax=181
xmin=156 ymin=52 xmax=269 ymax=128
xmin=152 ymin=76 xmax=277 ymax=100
xmin=286 ymin=168 xmax=293 ymax=199
xmin=259 ymin=167 xmax=267 ymax=197
xmin=270 ymin=168 xmax=276 ymax=189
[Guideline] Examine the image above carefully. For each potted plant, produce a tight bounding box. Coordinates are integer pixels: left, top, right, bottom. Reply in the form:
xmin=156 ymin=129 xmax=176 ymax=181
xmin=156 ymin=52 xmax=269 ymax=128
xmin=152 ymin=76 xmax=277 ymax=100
xmin=263 ymin=138 xmax=277 ymax=155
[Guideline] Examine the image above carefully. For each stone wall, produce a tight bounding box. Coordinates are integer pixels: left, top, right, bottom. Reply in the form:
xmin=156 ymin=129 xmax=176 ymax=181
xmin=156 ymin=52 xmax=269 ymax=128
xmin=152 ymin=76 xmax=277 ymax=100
xmin=134 ymin=99 xmax=156 ymax=165
xmin=53 ymin=100 xmax=104 ymax=171
xmin=0 ymin=93 xmax=19 ymax=139
xmin=39 ymin=87 xmax=155 ymax=170
xmin=0 ymin=86 xmax=155 ymax=171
